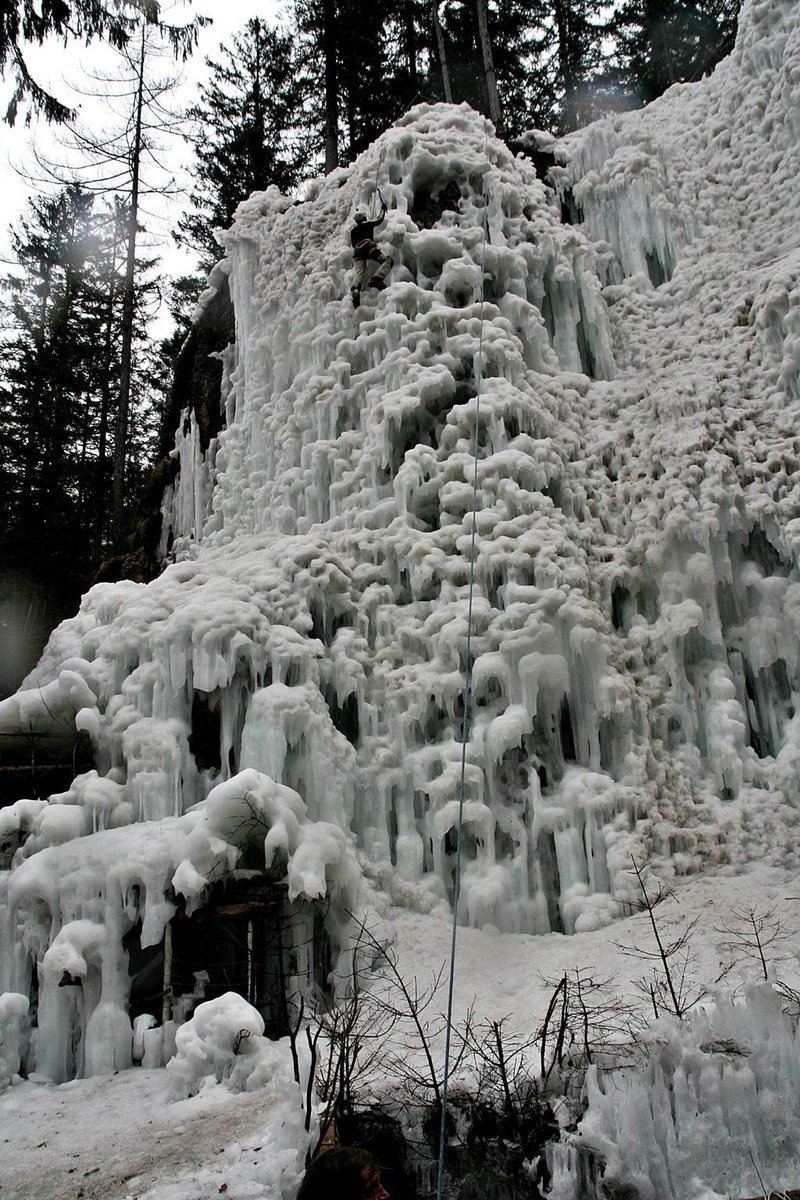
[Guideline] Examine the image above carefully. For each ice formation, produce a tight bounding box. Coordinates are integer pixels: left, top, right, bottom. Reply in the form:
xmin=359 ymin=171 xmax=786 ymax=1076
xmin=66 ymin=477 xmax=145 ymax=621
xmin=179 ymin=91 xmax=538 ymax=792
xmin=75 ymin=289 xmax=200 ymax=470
xmin=3 ymin=0 xmax=800 ymax=1189
xmin=0 ymin=991 xmax=28 ymax=1089
xmin=556 ymin=984 xmax=800 ymax=1199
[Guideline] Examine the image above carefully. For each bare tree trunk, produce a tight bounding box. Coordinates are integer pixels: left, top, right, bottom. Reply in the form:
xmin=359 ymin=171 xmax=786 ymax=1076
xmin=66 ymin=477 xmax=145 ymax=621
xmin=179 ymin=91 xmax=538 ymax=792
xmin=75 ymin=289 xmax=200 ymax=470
xmin=22 ymin=251 xmax=53 ymax=508
xmin=403 ymin=3 xmax=418 ymax=99
xmin=112 ymin=24 xmax=146 ymax=546
xmin=95 ymin=203 xmax=122 ymax=556
xmin=323 ymin=0 xmax=339 ymax=172
xmin=552 ymin=0 xmax=578 ymax=131
xmin=46 ymin=207 xmax=79 ymax=486
xmin=475 ymin=0 xmax=502 ymax=131
xmin=432 ymin=1 xmax=453 ymax=103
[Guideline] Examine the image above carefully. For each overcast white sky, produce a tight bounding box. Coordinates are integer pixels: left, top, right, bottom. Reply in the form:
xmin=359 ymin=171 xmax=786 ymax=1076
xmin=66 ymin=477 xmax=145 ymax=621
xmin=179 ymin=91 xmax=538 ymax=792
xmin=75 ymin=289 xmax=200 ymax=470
xmin=0 ymin=1 xmax=286 ymax=289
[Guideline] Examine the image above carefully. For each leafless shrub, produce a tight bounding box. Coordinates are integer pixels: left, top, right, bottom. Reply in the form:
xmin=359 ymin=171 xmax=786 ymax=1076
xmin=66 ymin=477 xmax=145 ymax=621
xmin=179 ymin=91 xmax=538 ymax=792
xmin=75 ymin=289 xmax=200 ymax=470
xmin=715 ymin=905 xmax=796 ymax=981
xmin=535 ymin=966 xmax=643 ymax=1088
xmin=351 ymin=918 xmax=451 ymax=1106
xmin=308 ymin=931 xmax=399 ymax=1154
xmin=442 ymin=1016 xmax=559 ymax=1198
xmin=618 ymin=856 xmax=706 ymax=1020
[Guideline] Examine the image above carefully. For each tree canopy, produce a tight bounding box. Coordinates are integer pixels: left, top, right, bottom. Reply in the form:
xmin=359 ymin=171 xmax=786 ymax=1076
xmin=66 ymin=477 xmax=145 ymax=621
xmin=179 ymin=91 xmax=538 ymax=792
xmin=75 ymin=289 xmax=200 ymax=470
xmin=179 ymin=17 xmax=308 ymax=271
xmin=0 ymin=0 xmax=210 ymax=124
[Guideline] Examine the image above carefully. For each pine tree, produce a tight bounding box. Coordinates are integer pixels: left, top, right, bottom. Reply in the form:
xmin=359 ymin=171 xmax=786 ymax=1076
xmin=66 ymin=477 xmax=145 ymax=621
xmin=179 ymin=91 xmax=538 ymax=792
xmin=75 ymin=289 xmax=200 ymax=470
xmin=292 ymin=0 xmax=431 ymax=170
xmin=434 ymin=0 xmax=542 ymax=136
xmin=338 ymin=0 xmax=399 ymax=158
xmin=431 ymin=1 xmax=454 ymax=103
xmin=0 ymin=0 xmax=161 ymax=124
xmin=488 ymin=0 xmax=551 ymax=136
xmin=384 ymin=0 xmax=430 ymax=110
xmin=290 ymin=0 xmax=339 ymax=171
xmin=0 ymin=186 xmax=162 ymax=641
xmin=178 ymin=19 xmax=307 ymax=272
xmin=612 ymin=0 xmax=740 ymax=106
xmin=0 ymin=189 xmax=115 ymax=645
xmin=2 ymin=189 xmax=92 ymax=551
xmin=549 ymin=0 xmax=612 ymax=131
xmin=475 ymin=0 xmax=503 ymax=131
xmin=435 ymin=1 xmax=485 ymax=117
xmin=29 ymin=7 xmax=206 ymax=545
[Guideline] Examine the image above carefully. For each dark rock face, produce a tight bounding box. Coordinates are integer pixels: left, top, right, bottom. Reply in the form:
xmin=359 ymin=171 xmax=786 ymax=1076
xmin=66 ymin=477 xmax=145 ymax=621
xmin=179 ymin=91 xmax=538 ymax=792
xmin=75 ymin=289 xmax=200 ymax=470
xmin=164 ymin=274 xmax=235 ymax=459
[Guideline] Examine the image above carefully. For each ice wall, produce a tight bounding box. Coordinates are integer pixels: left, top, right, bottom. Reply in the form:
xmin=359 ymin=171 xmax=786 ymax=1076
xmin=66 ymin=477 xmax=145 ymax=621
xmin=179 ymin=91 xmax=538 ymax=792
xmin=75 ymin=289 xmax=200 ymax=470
xmin=3 ymin=0 xmax=800 ymax=1086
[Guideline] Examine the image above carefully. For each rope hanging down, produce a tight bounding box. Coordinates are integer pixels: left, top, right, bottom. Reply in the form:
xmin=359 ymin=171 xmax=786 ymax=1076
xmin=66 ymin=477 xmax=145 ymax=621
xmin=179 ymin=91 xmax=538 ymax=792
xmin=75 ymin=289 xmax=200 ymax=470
xmin=435 ymin=126 xmax=492 ymax=1200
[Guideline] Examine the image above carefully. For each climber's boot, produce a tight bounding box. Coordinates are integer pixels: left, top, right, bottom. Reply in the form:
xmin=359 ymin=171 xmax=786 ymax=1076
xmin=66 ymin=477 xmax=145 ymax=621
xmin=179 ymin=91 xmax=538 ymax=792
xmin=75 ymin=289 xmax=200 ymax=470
xmin=351 ymin=286 xmax=361 ymax=308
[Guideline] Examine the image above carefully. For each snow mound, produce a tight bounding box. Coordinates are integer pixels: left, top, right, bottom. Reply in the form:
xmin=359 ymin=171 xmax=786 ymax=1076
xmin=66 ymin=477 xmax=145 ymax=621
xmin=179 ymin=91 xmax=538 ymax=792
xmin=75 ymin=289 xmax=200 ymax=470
xmin=166 ymin=991 xmax=296 ymax=1098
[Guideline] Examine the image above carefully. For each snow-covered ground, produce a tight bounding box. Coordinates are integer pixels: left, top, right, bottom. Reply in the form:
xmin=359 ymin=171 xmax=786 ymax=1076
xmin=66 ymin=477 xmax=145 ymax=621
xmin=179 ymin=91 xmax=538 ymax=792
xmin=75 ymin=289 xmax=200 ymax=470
xmin=0 ymin=1070 xmax=296 ymax=1200
xmin=4 ymin=0 xmax=800 ymax=1195
xmin=2 ymin=862 xmax=799 ymax=1200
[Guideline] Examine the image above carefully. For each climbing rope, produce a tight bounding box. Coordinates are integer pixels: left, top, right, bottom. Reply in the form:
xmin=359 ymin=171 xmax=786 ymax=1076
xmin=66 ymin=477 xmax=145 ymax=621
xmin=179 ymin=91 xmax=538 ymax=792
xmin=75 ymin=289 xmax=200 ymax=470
xmin=435 ymin=122 xmax=492 ymax=1200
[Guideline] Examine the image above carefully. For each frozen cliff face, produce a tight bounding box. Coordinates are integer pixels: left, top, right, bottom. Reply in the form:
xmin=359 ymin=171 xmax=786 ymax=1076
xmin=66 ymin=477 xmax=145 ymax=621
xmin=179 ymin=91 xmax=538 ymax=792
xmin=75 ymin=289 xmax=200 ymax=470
xmin=3 ymin=0 xmax=800 ymax=1087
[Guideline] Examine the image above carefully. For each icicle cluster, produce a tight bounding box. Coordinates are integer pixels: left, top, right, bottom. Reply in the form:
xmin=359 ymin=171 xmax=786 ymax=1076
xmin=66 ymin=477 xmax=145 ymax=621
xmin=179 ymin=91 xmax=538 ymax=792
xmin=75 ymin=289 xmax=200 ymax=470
xmin=555 ymin=985 xmax=800 ymax=1199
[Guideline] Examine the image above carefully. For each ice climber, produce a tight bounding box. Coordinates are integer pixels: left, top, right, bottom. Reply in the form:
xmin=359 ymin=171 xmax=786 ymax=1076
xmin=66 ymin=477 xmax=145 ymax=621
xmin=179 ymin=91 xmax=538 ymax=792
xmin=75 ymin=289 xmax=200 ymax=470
xmin=349 ymin=195 xmax=393 ymax=308
xmin=295 ymin=1147 xmax=390 ymax=1199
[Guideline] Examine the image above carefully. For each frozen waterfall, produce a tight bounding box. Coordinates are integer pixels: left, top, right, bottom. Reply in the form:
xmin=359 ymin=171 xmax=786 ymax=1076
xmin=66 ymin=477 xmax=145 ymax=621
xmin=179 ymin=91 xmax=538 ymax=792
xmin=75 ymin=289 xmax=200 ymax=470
xmin=2 ymin=0 xmax=800 ymax=1192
